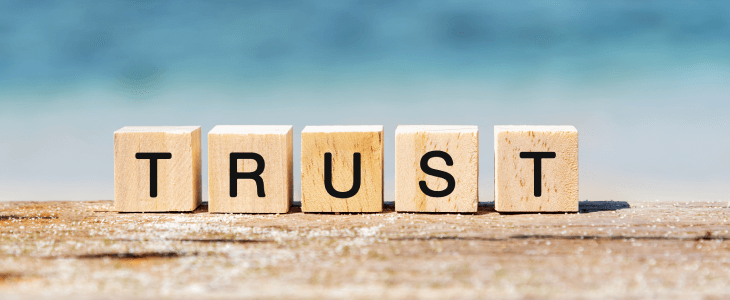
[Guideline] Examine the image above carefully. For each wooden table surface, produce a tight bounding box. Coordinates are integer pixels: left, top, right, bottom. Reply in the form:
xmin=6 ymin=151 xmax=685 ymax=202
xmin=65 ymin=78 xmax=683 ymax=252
xmin=1 ymin=200 xmax=729 ymax=299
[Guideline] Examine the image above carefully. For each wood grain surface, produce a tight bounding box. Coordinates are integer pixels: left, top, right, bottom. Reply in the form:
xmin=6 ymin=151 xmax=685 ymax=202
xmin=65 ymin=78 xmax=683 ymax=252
xmin=114 ymin=126 xmax=201 ymax=212
xmin=1 ymin=200 xmax=729 ymax=299
xmin=208 ymin=125 xmax=293 ymax=213
xmin=494 ymin=126 xmax=578 ymax=212
xmin=301 ymin=126 xmax=384 ymax=213
xmin=395 ymin=125 xmax=478 ymax=213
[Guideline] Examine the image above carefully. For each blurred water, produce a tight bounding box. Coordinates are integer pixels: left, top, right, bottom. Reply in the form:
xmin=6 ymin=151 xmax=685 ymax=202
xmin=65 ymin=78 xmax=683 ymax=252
xmin=0 ymin=1 xmax=728 ymax=202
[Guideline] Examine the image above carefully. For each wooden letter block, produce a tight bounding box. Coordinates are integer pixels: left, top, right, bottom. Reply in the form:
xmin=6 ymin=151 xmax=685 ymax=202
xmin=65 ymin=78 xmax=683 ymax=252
xmin=494 ymin=125 xmax=578 ymax=212
xmin=114 ymin=126 xmax=201 ymax=212
xmin=208 ymin=125 xmax=293 ymax=213
xmin=395 ymin=125 xmax=478 ymax=213
xmin=301 ymin=126 xmax=383 ymax=212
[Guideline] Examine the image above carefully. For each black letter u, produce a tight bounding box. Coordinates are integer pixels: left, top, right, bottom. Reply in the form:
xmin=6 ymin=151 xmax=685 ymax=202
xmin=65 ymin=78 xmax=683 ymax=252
xmin=324 ymin=152 xmax=361 ymax=198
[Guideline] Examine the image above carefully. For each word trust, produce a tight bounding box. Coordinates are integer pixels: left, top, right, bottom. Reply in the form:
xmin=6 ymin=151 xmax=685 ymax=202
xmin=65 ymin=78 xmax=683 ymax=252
xmin=114 ymin=125 xmax=577 ymax=214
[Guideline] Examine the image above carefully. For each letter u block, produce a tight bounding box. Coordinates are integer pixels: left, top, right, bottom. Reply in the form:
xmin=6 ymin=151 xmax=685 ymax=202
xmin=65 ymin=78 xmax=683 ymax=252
xmin=208 ymin=125 xmax=293 ymax=213
xmin=114 ymin=126 xmax=202 ymax=212
xmin=301 ymin=126 xmax=383 ymax=212
xmin=395 ymin=125 xmax=478 ymax=213
xmin=494 ymin=125 xmax=578 ymax=212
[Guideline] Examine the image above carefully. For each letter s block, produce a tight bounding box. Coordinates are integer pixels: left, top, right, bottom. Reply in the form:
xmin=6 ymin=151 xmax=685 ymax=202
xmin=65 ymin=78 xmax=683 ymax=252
xmin=208 ymin=125 xmax=293 ymax=213
xmin=395 ymin=125 xmax=478 ymax=213
xmin=114 ymin=126 xmax=202 ymax=212
xmin=301 ymin=126 xmax=383 ymax=213
xmin=494 ymin=125 xmax=578 ymax=212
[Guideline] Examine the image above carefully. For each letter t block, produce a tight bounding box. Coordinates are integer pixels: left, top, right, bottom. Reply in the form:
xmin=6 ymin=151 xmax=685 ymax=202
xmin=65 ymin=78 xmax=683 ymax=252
xmin=301 ymin=126 xmax=383 ymax=213
xmin=114 ymin=126 xmax=202 ymax=212
xmin=494 ymin=125 xmax=578 ymax=212
xmin=208 ymin=125 xmax=293 ymax=213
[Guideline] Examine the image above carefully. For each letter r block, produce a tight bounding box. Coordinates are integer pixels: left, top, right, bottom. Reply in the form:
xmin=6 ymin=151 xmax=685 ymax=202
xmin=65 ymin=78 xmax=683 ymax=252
xmin=208 ymin=125 xmax=293 ymax=213
xmin=114 ymin=126 xmax=202 ymax=212
xmin=301 ymin=126 xmax=383 ymax=213
xmin=395 ymin=125 xmax=478 ymax=212
xmin=494 ymin=125 xmax=578 ymax=212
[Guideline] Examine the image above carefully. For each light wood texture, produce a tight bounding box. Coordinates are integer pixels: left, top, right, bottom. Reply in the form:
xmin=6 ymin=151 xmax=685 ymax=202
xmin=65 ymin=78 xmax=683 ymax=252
xmin=301 ymin=126 xmax=383 ymax=212
xmin=395 ymin=125 xmax=478 ymax=212
xmin=114 ymin=126 xmax=201 ymax=212
xmin=4 ymin=200 xmax=730 ymax=299
xmin=208 ymin=125 xmax=293 ymax=213
xmin=494 ymin=125 xmax=578 ymax=212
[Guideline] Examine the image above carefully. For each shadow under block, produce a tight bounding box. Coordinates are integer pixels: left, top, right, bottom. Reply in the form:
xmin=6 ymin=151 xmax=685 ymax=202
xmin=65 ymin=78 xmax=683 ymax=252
xmin=395 ymin=125 xmax=478 ymax=213
xmin=114 ymin=126 xmax=202 ymax=212
xmin=494 ymin=125 xmax=578 ymax=212
xmin=208 ymin=125 xmax=293 ymax=213
xmin=301 ymin=126 xmax=384 ymax=213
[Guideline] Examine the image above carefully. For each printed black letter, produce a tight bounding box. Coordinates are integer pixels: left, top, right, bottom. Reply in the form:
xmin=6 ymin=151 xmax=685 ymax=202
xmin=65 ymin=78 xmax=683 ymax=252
xmin=230 ymin=153 xmax=266 ymax=197
xmin=419 ymin=151 xmax=456 ymax=197
xmin=324 ymin=152 xmax=361 ymax=198
xmin=519 ymin=152 xmax=556 ymax=197
xmin=135 ymin=152 xmax=172 ymax=198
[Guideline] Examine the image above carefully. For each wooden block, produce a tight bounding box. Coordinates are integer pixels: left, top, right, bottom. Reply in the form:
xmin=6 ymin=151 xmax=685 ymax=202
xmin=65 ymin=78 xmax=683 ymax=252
xmin=395 ymin=125 xmax=478 ymax=213
xmin=301 ymin=126 xmax=383 ymax=212
xmin=208 ymin=125 xmax=293 ymax=213
xmin=114 ymin=126 xmax=202 ymax=212
xmin=494 ymin=125 xmax=578 ymax=212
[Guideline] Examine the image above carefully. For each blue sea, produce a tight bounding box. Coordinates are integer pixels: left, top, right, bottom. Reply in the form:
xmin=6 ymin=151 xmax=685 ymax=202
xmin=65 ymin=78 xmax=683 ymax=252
xmin=0 ymin=1 xmax=728 ymax=202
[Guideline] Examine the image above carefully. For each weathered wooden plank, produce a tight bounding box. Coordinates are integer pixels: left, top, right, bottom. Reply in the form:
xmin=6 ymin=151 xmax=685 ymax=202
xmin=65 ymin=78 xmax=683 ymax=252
xmin=0 ymin=200 xmax=729 ymax=299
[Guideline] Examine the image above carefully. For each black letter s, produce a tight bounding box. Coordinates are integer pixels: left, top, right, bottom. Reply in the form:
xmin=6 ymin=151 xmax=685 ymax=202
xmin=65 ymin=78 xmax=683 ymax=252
xmin=419 ymin=151 xmax=456 ymax=197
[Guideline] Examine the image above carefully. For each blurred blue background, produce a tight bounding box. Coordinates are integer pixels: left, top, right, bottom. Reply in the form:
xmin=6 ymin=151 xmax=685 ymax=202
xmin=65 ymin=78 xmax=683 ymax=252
xmin=0 ymin=1 xmax=728 ymax=202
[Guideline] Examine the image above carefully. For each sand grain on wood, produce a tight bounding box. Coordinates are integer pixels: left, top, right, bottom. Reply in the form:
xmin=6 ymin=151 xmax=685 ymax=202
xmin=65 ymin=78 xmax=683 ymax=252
xmin=0 ymin=200 xmax=729 ymax=299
